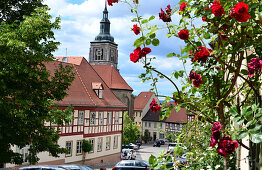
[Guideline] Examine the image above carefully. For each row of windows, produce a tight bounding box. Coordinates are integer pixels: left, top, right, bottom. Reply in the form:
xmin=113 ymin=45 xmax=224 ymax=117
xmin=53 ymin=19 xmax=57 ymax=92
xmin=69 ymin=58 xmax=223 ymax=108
xmin=61 ymin=111 xmax=120 ymax=126
xmin=65 ymin=136 xmax=119 ymax=157
xmin=144 ymin=122 xmax=162 ymax=128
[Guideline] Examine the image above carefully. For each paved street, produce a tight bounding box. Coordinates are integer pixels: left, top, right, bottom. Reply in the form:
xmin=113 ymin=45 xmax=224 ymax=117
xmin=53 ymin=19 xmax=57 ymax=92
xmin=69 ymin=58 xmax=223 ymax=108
xmin=93 ymin=143 xmax=168 ymax=170
xmin=136 ymin=143 xmax=168 ymax=161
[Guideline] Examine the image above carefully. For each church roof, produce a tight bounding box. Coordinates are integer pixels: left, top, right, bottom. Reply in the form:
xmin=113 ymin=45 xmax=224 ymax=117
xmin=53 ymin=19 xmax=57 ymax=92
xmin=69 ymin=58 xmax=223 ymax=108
xmin=45 ymin=58 xmax=127 ymax=108
xmin=92 ymin=65 xmax=133 ymax=91
xmin=134 ymin=92 xmax=155 ymax=110
xmin=55 ymin=56 xmax=83 ymax=65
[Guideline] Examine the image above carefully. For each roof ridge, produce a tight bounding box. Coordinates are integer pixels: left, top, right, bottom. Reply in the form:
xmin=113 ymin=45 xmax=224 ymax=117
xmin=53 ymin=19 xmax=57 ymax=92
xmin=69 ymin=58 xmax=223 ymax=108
xmin=73 ymin=65 xmax=96 ymax=106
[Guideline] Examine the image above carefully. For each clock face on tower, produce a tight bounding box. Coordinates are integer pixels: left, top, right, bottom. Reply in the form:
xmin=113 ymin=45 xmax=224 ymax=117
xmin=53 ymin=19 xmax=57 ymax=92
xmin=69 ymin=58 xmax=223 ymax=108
xmin=95 ymin=49 xmax=103 ymax=60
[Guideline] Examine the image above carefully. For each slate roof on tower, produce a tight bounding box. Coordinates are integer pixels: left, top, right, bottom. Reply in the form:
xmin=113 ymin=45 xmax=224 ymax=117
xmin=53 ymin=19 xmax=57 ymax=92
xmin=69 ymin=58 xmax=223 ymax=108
xmin=134 ymin=92 xmax=155 ymax=110
xmin=45 ymin=57 xmax=127 ymax=108
xmin=92 ymin=65 xmax=133 ymax=91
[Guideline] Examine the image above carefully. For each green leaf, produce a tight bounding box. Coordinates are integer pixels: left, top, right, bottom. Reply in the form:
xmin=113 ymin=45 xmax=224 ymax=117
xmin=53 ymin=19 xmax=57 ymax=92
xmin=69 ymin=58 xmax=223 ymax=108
xmin=238 ymin=131 xmax=248 ymax=139
xmin=149 ymin=155 xmax=156 ymax=165
xmin=145 ymin=39 xmax=151 ymax=45
xmin=141 ymin=19 xmax=148 ymax=24
xmin=203 ymin=33 xmax=211 ymax=39
xmin=249 ymin=124 xmax=262 ymax=133
xmin=149 ymin=15 xmax=155 ymax=21
xmin=166 ymin=53 xmax=174 ymax=57
xmin=149 ymin=33 xmax=156 ymax=39
xmin=232 ymin=116 xmax=241 ymax=122
xmin=240 ymin=69 xmax=249 ymax=75
xmin=229 ymin=106 xmax=238 ymax=116
xmin=250 ymin=132 xmax=262 ymax=143
xmin=152 ymin=38 xmax=160 ymax=46
xmin=246 ymin=120 xmax=255 ymax=127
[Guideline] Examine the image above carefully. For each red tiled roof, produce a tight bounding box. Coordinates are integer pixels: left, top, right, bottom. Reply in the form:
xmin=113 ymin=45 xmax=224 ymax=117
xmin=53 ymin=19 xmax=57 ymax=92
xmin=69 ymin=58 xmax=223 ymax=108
xmin=45 ymin=58 xmax=127 ymax=108
xmin=92 ymin=65 xmax=133 ymax=91
xmin=134 ymin=92 xmax=155 ymax=110
xmin=165 ymin=108 xmax=188 ymax=124
xmin=55 ymin=57 xmax=84 ymax=65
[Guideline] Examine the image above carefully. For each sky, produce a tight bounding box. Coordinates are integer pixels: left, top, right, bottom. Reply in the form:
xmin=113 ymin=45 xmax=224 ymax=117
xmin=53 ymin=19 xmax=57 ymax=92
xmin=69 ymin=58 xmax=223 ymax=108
xmin=44 ymin=0 xmax=193 ymax=99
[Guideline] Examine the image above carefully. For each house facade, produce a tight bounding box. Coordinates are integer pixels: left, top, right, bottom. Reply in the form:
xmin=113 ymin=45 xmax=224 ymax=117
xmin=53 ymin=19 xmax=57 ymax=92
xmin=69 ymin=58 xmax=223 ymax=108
xmin=133 ymin=92 xmax=159 ymax=131
xmin=6 ymin=4 xmax=133 ymax=168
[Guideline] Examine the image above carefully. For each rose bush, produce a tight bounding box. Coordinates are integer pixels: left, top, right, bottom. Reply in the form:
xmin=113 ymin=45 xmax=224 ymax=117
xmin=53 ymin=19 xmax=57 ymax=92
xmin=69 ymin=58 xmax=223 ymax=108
xmin=113 ymin=0 xmax=262 ymax=169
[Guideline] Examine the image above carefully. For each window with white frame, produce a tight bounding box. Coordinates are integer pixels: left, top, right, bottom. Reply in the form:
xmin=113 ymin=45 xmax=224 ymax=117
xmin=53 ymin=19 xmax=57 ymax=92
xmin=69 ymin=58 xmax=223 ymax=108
xmin=66 ymin=141 xmax=72 ymax=157
xmin=145 ymin=122 xmax=147 ymax=127
xmin=106 ymin=136 xmax=111 ymax=150
xmin=154 ymin=122 xmax=157 ymax=128
xmin=107 ymin=112 xmax=112 ymax=125
xmin=160 ymin=123 xmax=162 ymax=128
xmin=92 ymin=83 xmax=103 ymax=99
xmin=115 ymin=112 xmax=119 ymax=124
xmin=16 ymin=145 xmax=30 ymax=164
xmin=113 ymin=136 xmax=118 ymax=149
xmin=149 ymin=122 xmax=151 ymax=127
xmin=78 ymin=111 xmax=84 ymax=125
xmin=97 ymin=138 xmax=102 ymax=152
xmin=90 ymin=112 xmax=96 ymax=126
xmin=76 ymin=140 xmax=83 ymax=155
xmin=89 ymin=139 xmax=94 ymax=153
xmin=99 ymin=112 xmax=104 ymax=125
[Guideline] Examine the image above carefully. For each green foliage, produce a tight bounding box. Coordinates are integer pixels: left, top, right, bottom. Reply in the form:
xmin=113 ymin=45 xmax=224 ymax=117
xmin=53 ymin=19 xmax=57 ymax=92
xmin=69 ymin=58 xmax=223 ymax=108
xmin=123 ymin=112 xmax=140 ymax=145
xmin=142 ymin=129 xmax=152 ymax=144
xmin=0 ymin=7 xmax=75 ymax=165
xmin=82 ymin=139 xmax=93 ymax=153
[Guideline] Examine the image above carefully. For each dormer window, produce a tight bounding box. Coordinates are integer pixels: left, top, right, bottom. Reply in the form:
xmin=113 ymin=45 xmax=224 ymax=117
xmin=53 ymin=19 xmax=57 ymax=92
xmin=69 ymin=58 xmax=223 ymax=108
xmin=92 ymin=82 xmax=104 ymax=99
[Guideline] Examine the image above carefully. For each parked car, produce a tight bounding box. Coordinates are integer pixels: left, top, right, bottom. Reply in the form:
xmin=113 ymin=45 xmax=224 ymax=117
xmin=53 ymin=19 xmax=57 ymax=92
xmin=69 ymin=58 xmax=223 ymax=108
xmin=153 ymin=140 xmax=161 ymax=147
xmin=19 ymin=165 xmax=65 ymax=170
xmin=135 ymin=141 xmax=142 ymax=148
xmin=159 ymin=140 xmax=165 ymax=145
xmin=122 ymin=144 xmax=133 ymax=149
xmin=112 ymin=160 xmax=150 ymax=170
xmin=58 ymin=165 xmax=92 ymax=170
xmin=129 ymin=143 xmax=139 ymax=150
xmin=120 ymin=148 xmax=136 ymax=160
xmin=167 ymin=143 xmax=186 ymax=151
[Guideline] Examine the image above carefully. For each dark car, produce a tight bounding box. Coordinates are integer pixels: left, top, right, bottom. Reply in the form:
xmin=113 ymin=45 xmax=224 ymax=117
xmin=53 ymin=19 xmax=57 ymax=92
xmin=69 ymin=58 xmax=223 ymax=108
xmin=58 ymin=165 xmax=93 ymax=170
xmin=159 ymin=140 xmax=165 ymax=145
xmin=112 ymin=160 xmax=150 ymax=170
xmin=135 ymin=141 xmax=142 ymax=148
xmin=153 ymin=140 xmax=161 ymax=147
xmin=122 ymin=144 xmax=133 ymax=149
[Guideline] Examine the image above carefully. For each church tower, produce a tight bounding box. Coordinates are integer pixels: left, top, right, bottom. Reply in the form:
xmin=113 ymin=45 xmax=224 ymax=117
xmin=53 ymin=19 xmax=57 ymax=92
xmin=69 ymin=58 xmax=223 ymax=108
xmin=89 ymin=1 xmax=118 ymax=68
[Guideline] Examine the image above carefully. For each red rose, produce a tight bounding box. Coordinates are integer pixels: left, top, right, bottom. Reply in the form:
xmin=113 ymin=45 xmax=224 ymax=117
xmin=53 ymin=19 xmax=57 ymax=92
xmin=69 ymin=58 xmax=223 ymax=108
xmin=231 ymin=2 xmax=250 ymax=22
xmin=178 ymin=29 xmax=189 ymax=40
xmin=217 ymin=136 xmax=238 ymax=157
xmin=107 ymin=0 xmax=118 ymax=6
xmin=234 ymin=2 xmax=249 ymax=15
xmin=159 ymin=5 xmax=172 ymax=22
xmin=141 ymin=47 xmax=151 ymax=56
xmin=248 ymin=58 xmax=262 ymax=77
xmin=133 ymin=24 xmax=140 ymax=35
xmin=192 ymin=74 xmax=203 ymax=87
xmin=150 ymin=98 xmax=161 ymax=113
xmin=194 ymin=46 xmax=212 ymax=62
xmin=211 ymin=122 xmax=222 ymax=133
xmin=189 ymin=71 xmax=197 ymax=81
xmin=211 ymin=0 xmax=225 ymax=17
xmin=260 ymin=19 xmax=262 ymax=25
xmin=130 ymin=52 xmax=139 ymax=63
xmin=210 ymin=132 xmax=220 ymax=147
xmin=179 ymin=2 xmax=187 ymax=11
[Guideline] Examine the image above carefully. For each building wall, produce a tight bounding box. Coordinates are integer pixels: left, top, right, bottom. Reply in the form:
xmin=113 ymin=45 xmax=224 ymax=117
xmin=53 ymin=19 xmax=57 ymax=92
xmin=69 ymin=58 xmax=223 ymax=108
xmin=142 ymin=121 xmax=165 ymax=141
xmin=112 ymin=89 xmax=134 ymax=119
xmin=6 ymin=108 xmax=123 ymax=168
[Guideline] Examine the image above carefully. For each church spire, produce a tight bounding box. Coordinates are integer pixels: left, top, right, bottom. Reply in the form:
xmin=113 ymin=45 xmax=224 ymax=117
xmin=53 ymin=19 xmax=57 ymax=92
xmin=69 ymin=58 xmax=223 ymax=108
xmin=94 ymin=0 xmax=114 ymax=43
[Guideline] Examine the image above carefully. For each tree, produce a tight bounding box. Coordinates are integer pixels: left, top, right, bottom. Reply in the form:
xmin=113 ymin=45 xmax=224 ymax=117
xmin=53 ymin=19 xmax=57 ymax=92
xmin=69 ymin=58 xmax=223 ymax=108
xmin=112 ymin=0 xmax=262 ymax=169
xmin=0 ymin=7 xmax=75 ymax=166
xmin=123 ymin=112 xmax=140 ymax=145
xmin=82 ymin=139 xmax=93 ymax=164
xmin=0 ymin=0 xmax=46 ymax=24
xmin=142 ymin=129 xmax=152 ymax=144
